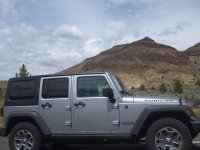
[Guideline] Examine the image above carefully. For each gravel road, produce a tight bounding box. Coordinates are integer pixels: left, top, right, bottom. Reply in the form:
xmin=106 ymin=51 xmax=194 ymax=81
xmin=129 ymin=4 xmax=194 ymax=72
xmin=0 ymin=135 xmax=200 ymax=150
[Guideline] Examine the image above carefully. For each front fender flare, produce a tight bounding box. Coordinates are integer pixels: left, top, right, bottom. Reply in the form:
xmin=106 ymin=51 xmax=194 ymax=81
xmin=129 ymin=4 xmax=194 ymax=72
xmin=131 ymin=105 xmax=190 ymax=135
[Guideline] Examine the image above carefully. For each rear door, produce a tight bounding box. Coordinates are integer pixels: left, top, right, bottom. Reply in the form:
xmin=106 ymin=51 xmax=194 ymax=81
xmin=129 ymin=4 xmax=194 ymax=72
xmin=39 ymin=76 xmax=72 ymax=134
xmin=73 ymin=74 xmax=119 ymax=134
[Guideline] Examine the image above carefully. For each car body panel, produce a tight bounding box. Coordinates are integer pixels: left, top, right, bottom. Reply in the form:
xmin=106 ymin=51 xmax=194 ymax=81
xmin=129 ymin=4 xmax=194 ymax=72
xmin=38 ymin=76 xmax=72 ymax=134
xmin=72 ymin=74 xmax=120 ymax=134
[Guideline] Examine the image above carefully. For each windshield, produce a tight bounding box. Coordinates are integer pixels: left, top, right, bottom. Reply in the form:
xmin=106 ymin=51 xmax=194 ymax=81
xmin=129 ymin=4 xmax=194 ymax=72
xmin=109 ymin=74 xmax=126 ymax=93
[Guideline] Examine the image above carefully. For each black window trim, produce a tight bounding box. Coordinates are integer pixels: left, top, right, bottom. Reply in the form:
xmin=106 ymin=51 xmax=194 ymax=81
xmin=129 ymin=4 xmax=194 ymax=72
xmin=76 ymin=75 xmax=111 ymax=99
xmin=40 ymin=76 xmax=70 ymax=100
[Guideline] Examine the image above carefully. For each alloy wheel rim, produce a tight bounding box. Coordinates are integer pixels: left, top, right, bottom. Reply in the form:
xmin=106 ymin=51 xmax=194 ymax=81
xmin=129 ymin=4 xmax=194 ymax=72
xmin=14 ymin=129 xmax=34 ymax=150
xmin=155 ymin=127 xmax=183 ymax=150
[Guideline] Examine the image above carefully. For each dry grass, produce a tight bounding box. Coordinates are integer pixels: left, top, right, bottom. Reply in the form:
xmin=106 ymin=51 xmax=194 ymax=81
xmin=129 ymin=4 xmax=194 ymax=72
xmin=193 ymin=107 xmax=200 ymax=118
xmin=0 ymin=100 xmax=2 ymax=108
xmin=0 ymin=117 xmax=3 ymax=127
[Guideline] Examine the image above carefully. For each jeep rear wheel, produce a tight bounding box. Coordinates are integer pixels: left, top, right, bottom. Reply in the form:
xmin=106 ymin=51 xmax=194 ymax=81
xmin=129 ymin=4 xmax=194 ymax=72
xmin=9 ymin=122 xmax=42 ymax=150
xmin=146 ymin=118 xmax=192 ymax=150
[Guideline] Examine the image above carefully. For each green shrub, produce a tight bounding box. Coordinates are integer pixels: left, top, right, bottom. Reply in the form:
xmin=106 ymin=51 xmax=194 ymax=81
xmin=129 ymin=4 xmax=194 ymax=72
xmin=159 ymin=83 xmax=167 ymax=93
xmin=173 ymin=79 xmax=183 ymax=94
xmin=187 ymin=95 xmax=200 ymax=107
xmin=192 ymin=95 xmax=200 ymax=107
xmin=196 ymin=79 xmax=200 ymax=87
xmin=158 ymin=68 xmax=170 ymax=74
xmin=192 ymin=99 xmax=200 ymax=107
xmin=139 ymin=84 xmax=145 ymax=91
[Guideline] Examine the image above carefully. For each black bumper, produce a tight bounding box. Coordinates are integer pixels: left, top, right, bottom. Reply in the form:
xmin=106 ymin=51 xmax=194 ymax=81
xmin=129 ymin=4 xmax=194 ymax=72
xmin=191 ymin=118 xmax=200 ymax=134
xmin=0 ymin=127 xmax=6 ymax=137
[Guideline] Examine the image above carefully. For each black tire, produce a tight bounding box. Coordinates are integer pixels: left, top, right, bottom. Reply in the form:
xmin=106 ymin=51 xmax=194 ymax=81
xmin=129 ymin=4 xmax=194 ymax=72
xmin=146 ymin=118 xmax=192 ymax=150
xmin=9 ymin=122 xmax=42 ymax=150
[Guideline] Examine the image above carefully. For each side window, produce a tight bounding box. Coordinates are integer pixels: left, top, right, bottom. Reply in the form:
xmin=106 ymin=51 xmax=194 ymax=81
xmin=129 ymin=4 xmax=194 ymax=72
xmin=77 ymin=76 xmax=110 ymax=97
xmin=9 ymin=80 xmax=36 ymax=100
xmin=42 ymin=78 xmax=69 ymax=99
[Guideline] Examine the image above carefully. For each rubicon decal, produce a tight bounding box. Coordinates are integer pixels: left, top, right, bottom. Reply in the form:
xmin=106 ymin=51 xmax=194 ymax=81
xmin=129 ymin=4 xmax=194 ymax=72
xmin=145 ymin=99 xmax=175 ymax=103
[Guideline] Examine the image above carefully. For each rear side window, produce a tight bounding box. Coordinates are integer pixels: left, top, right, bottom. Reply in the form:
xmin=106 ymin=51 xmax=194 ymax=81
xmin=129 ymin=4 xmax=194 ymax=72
xmin=9 ymin=80 xmax=36 ymax=101
xmin=42 ymin=78 xmax=69 ymax=99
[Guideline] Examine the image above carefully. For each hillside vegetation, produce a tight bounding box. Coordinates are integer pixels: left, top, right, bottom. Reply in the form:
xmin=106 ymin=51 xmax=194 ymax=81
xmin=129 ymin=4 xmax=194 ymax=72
xmin=0 ymin=98 xmax=4 ymax=126
xmin=60 ymin=37 xmax=200 ymax=90
xmin=0 ymin=82 xmax=7 ymax=125
xmin=59 ymin=37 xmax=200 ymax=116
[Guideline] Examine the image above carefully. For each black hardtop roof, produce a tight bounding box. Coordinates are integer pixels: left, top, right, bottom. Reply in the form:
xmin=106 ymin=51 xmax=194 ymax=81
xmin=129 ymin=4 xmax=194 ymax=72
xmin=9 ymin=72 xmax=110 ymax=81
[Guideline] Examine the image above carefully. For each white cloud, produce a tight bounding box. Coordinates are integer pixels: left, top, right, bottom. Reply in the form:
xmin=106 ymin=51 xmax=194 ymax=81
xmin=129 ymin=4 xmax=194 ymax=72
xmin=0 ymin=24 xmax=86 ymax=79
xmin=111 ymin=0 xmax=131 ymax=4
xmin=0 ymin=0 xmax=19 ymax=25
xmin=154 ymin=22 xmax=191 ymax=37
xmin=83 ymin=38 xmax=104 ymax=57
xmin=105 ymin=20 xmax=127 ymax=40
xmin=0 ymin=0 xmax=200 ymax=79
xmin=52 ymin=25 xmax=85 ymax=39
xmin=0 ymin=0 xmax=16 ymax=16
xmin=111 ymin=0 xmax=161 ymax=5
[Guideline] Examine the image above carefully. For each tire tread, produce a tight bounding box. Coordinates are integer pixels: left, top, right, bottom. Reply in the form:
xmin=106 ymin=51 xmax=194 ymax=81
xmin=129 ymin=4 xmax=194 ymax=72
xmin=9 ymin=122 xmax=42 ymax=150
xmin=146 ymin=118 xmax=192 ymax=150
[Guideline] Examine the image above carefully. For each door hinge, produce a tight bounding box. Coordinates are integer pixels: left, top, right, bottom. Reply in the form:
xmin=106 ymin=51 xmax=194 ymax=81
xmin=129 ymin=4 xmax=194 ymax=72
xmin=65 ymin=121 xmax=71 ymax=126
xmin=65 ymin=106 xmax=71 ymax=111
xmin=112 ymin=120 xmax=119 ymax=126
xmin=112 ymin=103 xmax=118 ymax=109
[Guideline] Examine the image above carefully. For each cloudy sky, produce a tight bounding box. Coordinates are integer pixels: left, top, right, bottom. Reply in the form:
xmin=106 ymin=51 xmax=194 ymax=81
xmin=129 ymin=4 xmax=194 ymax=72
xmin=0 ymin=0 xmax=200 ymax=80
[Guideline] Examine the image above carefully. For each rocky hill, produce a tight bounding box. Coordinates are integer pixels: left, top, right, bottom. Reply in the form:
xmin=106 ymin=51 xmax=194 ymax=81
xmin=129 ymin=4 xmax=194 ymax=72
xmin=59 ymin=37 xmax=200 ymax=91
xmin=185 ymin=42 xmax=200 ymax=56
xmin=184 ymin=43 xmax=200 ymax=66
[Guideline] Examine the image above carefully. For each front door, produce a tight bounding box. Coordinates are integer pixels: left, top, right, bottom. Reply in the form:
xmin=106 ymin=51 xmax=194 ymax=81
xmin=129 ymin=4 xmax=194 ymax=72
xmin=39 ymin=76 xmax=72 ymax=134
xmin=73 ymin=74 xmax=119 ymax=134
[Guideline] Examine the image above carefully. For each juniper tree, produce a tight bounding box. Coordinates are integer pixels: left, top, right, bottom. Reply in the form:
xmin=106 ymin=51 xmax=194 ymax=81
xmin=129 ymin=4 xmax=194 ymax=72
xmin=15 ymin=64 xmax=31 ymax=77
xmin=173 ymin=79 xmax=183 ymax=94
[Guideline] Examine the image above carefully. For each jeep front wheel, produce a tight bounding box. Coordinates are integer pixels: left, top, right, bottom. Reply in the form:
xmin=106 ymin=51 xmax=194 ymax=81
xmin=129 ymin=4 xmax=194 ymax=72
xmin=9 ymin=122 xmax=42 ymax=150
xmin=146 ymin=118 xmax=192 ymax=150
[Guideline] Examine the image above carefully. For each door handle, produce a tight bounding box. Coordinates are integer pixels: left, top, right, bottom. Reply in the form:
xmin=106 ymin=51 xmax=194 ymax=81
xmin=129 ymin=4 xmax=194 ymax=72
xmin=74 ymin=103 xmax=79 ymax=107
xmin=78 ymin=102 xmax=86 ymax=107
xmin=74 ymin=102 xmax=86 ymax=108
xmin=41 ymin=102 xmax=52 ymax=109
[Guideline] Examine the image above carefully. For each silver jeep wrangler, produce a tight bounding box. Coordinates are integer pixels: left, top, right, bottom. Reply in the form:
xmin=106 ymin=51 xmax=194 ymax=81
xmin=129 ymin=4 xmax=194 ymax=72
xmin=0 ymin=72 xmax=200 ymax=150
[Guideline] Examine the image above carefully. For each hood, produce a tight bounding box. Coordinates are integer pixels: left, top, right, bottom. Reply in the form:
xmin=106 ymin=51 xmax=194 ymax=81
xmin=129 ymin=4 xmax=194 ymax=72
xmin=122 ymin=95 xmax=186 ymax=105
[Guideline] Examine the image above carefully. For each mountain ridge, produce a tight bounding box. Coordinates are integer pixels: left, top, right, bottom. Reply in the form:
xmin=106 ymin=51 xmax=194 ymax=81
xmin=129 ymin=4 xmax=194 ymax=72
xmin=184 ymin=42 xmax=200 ymax=56
xmin=60 ymin=37 xmax=192 ymax=73
xmin=59 ymin=37 xmax=200 ymax=90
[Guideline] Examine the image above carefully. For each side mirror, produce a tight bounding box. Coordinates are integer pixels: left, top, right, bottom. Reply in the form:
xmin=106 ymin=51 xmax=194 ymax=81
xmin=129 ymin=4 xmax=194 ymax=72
xmin=103 ymin=88 xmax=116 ymax=103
